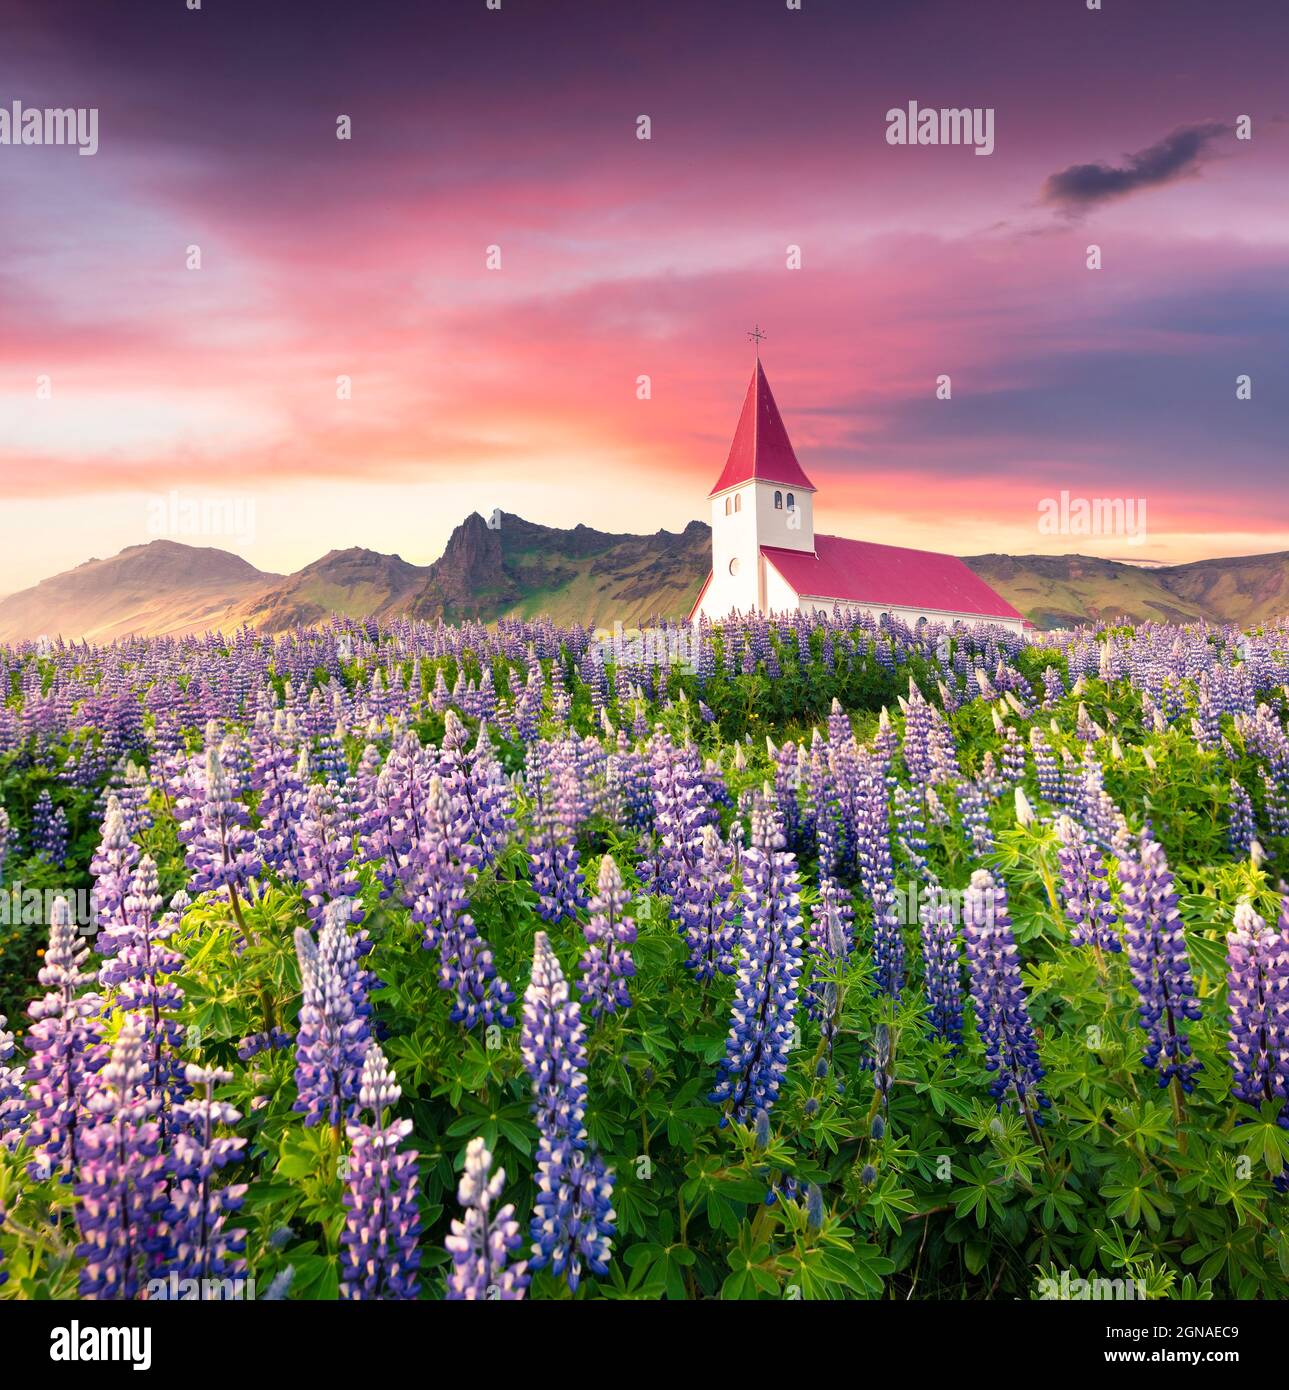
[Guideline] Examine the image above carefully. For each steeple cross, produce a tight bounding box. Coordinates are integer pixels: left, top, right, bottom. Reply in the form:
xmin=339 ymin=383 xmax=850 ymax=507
xmin=746 ymin=323 xmax=767 ymax=359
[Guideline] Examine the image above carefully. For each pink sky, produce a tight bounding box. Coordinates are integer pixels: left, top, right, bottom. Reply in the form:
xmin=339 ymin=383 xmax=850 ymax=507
xmin=1 ymin=0 xmax=1286 ymax=592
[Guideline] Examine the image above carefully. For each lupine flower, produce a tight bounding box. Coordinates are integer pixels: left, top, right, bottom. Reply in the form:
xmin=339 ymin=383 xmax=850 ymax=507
xmin=178 ymin=747 xmax=261 ymax=903
xmin=963 ymin=870 xmax=1050 ymax=1123
xmin=31 ymin=790 xmax=69 ymax=866
xmin=413 ymin=774 xmax=514 ymax=1030
xmin=1224 ymin=900 xmax=1289 ymax=1110
xmin=445 ymin=1137 xmax=529 ymax=1300
xmin=577 ymin=854 xmax=637 ymax=1018
xmin=710 ymin=798 xmax=804 ymax=1122
xmin=166 ymin=1065 xmax=248 ymax=1295
xmin=1056 ymin=816 xmax=1120 ymax=951
xmin=89 ymin=798 xmax=139 ymax=945
xmin=292 ymin=902 xmax=372 ymax=1128
xmin=297 ymin=780 xmax=362 ymax=928
xmin=341 ymin=1043 xmax=421 ymax=1300
xmin=24 ymin=897 xmax=107 ymax=1174
xmin=674 ymin=824 xmax=737 ymax=981
xmin=1118 ymin=828 xmax=1202 ymax=1092
xmin=74 ymin=1021 xmax=169 ymax=1299
xmin=1228 ymin=779 xmax=1257 ymax=858
xmin=919 ymin=882 xmax=964 ymax=1048
xmin=0 ymin=1012 xmax=27 ymax=1149
xmin=521 ymin=932 xmax=615 ymax=1290
xmin=98 ymin=855 xmax=187 ymax=1118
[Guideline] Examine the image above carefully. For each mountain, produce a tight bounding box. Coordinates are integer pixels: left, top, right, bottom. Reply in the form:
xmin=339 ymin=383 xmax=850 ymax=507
xmin=0 ymin=541 xmax=279 ymax=644
xmin=233 ymin=548 xmax=428 ymax=631
xmin=962 ymin=551 xmax=1289 ymax=629
xmin=2 ymin=524 xmax=1287 ymax=644
xmin=408 ymin=512 xmax=710 ymax=627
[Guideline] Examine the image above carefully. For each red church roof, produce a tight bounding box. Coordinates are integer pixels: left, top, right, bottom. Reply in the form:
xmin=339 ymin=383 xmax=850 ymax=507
xmin=708 ymin=361 xmax=817 ymax=498
xmin=762 ymin=535 xmax=1024 ymax=622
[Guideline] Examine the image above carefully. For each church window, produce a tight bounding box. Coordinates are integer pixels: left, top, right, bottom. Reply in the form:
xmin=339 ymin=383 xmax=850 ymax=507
xmin=729 ymin=557 xmax=741 ymax=576
xmin=734 ymin=493 xmax=742 ymax=512
xmin=724 ymin=496 xmax=731 ymax=515
xmin=786 ymin=492 xmax=795 ymax=510
xmin=774 ymin=490 xmax=783 ymax=509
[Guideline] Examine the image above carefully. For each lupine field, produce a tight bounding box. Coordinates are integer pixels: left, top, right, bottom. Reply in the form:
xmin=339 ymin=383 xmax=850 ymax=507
xmin=0 ymin=610 xmax=1287 ymax=1302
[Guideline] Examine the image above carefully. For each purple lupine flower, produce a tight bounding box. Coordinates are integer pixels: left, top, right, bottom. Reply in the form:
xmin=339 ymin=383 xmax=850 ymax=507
xmin=854 ymin=760 xmax=904 ymax=997
xmin=675 ymin=824 xmax=738 ymax=981
xmin=98 ymin=856 xmax=187 ymax=1118
xmin=527 ymin=744 xmax=587 ymax=924
xmin=445 ymin=1136 xmax=529 ymax=1300
xmin=297 ymin=780 xmax=362 ymax=928
xmin=31 ymin=791 xmax=69 ymax=867
xmin=1224 ymin=900 xmax=1289 ymax=1109
xmin=963 ymin=870 xmax=1049 ymax=1124
xmin=24 ymin=896 xmax=107 ymax=1174
xmin=577 ymin=854 xmax=636 ymax=1019
xmin=806 ymin=874 xmax=852 ymax=1045
xmin=1228 ymin=778 xmax=1257 ymax=858
xmin=251 ymin=716 xmax=306 ymax=879
xmin=521 ymin=932 xmax=615 ymax=1290
xmin=1118 ymin=828 xmax=1202 ymax=1093
xmin=165 ymin=1064 xmax=248 ymax=1296
xmin=710 ymin=796 xmax=804 ymax=1122
xmin=89 ymin=797 xmax=139 ymax=946
xmin=341 ymin=1043 xmax=421 ymax=1300
xmin=74 ymin=1021 xmax=169 ymax=1299
xmin=178 ymin=748 xmax=261 ymax=905
xmin=292 ymin=902 xmax=372 ymax=1128
xmin=919 ymin=881 xmax=964 ymax=1049
xmin=413 ymin=774 xmax=514 ymax=1030
xmin=0 ymin=1012 xmax=27 ymax=1150
xmin=1056 ymin=816 xmax=1121 ymax=952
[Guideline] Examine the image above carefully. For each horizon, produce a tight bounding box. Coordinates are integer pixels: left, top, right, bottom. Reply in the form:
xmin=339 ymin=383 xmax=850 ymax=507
xmin=3 ymin=0 xmax=1287 ymax=590
xmin=6 ymin=512 xmax=1289 ymax=607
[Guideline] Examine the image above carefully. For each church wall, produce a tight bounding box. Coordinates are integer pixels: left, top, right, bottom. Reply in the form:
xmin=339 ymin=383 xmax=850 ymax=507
xmin=702 ymin=482 xmax=760 ymax=616
xmin=752 ymin=481 xmax=813 ymax=553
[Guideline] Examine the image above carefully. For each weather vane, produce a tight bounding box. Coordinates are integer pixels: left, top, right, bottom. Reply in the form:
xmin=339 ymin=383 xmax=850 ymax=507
xmin=747 ymin=323 xmax=767 ymax=359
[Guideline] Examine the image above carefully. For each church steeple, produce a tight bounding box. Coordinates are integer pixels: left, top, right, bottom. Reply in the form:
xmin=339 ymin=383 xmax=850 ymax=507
xmin=707 ymin=360 xmax=817 ymax=499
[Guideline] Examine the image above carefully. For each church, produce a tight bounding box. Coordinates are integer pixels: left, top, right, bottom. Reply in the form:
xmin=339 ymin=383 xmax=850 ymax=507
xmin=689 ymin=359 xmax=1027 ymax=634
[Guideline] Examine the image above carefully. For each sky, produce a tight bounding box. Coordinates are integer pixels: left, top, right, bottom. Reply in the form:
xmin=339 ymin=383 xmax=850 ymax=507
xmin=1 ymin=0 xmax=1286 ymax=593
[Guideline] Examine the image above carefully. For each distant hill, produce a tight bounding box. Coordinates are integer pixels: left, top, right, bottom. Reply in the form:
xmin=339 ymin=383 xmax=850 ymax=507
xmin=0 ymin=541 xmax=279 ymax=644
xmin=961 ymin=551 xmax=1289 ymax=629
xmin=233 ymin=548 xmax=428 ymax=631
xmin=1 ymin=522 xmax=1287 ymax=643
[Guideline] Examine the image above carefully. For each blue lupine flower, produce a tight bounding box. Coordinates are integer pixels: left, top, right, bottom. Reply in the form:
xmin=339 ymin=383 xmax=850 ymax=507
xmin=521 ymin=932 xmax=615 ymax=1290
xmin=710 ymin=796 xmax=804 ymax=1122
xmin=445 ymin=1136 xmax=528 ymax=1300
xmin=341 ymin=1043 xmax=421 ymax=1300
xmin=963 ymin=870 xmax=1050 ymax=1123
xmin=292 ymin=901 xmax=372 ymax=1128
xmin=1118 ymin=828 xmax=1202 ymax=1092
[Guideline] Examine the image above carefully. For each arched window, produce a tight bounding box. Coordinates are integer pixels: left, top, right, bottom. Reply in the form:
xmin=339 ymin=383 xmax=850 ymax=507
xmin=786 ymin=492 xmax=795 ymax=511
xmin=734 ymin=493 xmax=742 ymax=513
xmin=724 ymin=496 xmax=732 ymax=516
xmin=774 ymin=490 xmax=783 ymax=510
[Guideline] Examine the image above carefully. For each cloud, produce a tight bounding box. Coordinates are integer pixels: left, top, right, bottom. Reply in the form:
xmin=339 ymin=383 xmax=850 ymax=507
xmin=1041 ymin=122 xmax=1229 ymax=214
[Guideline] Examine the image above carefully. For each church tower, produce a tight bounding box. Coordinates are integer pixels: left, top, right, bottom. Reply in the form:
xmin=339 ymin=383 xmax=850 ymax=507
xmin=702 ymin=358 xmax=816 ymax=615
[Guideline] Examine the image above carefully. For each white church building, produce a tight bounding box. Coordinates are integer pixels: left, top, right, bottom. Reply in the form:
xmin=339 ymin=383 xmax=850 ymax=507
xmin=689 ymin=360 xmax=1027 ymax=634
